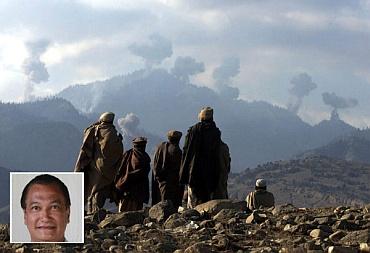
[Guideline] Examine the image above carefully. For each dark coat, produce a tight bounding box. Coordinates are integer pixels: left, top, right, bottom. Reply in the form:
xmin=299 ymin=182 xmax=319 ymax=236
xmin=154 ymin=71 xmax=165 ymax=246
xmin=153 ymin=141 xmax=183 ymax=207
xmin=213 ymin=141 xmax=231 ymax=199
xmin=179 ymin=120 xmax=221 ymax=201
xmin=115 ymin=148 xmax=151 ymax=204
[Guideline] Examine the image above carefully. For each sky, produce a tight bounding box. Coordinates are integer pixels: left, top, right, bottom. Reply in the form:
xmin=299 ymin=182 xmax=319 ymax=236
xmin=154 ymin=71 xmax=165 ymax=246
xmin=1 ymin=0 xmax=370 ymax=128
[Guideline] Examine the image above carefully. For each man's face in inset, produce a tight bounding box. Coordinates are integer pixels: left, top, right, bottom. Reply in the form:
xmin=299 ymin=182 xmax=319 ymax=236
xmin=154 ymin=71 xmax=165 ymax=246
xmin=23 ymin=183 xmax=70 ymax=242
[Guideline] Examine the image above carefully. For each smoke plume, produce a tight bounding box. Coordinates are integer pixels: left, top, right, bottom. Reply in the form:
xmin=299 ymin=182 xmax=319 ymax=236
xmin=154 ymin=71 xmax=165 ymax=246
xmin=129 ymin=34 xmax=173 ymax=70
xmin=287 ymin=73 xmax=317 ymax=114
xmin=22 ymin=40 xmax=50 ymax=101
xmin=212 ymin=57 xmax=240 ymax=99
xmin=171 ymin=56 xmax=205 ymax=83
xmin=117 ymin=113 xmax=140 ymax=141
xmin=322 ymin=92 xmax=358 ymax=109
xmin=117 ymin=113 xmax=162 ymax=153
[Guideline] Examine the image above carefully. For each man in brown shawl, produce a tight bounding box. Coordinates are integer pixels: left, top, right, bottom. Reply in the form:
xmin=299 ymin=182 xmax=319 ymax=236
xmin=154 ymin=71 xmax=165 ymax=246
xmin=115 ymin=137 xmax=150 ymax=212
xmin=246 ymin=179 xmax=275 ymax=210
xmin=180 ymin=107 xmax=221 ymax=208
xmin=74 ymin=112 xmax=123 ymax=214
xmin=153 ymin=130 xmax=183 ymax=209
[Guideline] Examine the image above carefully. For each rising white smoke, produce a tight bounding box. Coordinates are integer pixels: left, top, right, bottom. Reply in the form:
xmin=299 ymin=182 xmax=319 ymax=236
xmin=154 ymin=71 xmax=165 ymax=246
xmin=128 ymin=34 xmax=173 ymax=70
xmin=287 ymin=73 xmax=317 ymax=114
xmin=22 ymin=40 xmax=50 ymax=101
xmin=171 ymin=56 xmax=205 ymax=83
xmin=322 ymin=92 xmax=358 ymax=120
xmin=117 ymin=112 xmax=162 ymax=153
xmin=117 ymin=112 xmax=141 ymax=145
xmin=213 ymin=57 xmax=240 ymax=100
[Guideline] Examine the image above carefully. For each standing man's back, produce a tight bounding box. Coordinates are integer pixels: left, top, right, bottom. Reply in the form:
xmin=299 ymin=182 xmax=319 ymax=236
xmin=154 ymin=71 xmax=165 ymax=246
xmin=74 ymin=112 xmax=123 ymax=214
xmin=114 ymin=137 xmax=151 ymax=212
xmin=153 ymin=130 xmax=183 ymax=208
xmin=180 ymin=107 xmax=221 ymax=208
xmin=213 ymin=140 xmax=231 ymax=199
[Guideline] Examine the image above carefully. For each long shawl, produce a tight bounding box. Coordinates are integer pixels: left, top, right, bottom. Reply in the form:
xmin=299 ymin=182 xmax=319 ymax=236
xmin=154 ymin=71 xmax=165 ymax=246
xmin=115 ymin=148 xmax=151 ymax=203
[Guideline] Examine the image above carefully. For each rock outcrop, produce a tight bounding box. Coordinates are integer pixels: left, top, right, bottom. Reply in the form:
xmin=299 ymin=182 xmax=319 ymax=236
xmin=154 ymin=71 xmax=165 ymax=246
xmin=2 ymin=200 xmax=370 ymax=252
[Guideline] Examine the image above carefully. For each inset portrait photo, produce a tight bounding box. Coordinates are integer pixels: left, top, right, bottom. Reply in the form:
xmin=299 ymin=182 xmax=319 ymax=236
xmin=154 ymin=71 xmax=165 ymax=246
xmin=10 ymin=172 xmax=84 ymax=243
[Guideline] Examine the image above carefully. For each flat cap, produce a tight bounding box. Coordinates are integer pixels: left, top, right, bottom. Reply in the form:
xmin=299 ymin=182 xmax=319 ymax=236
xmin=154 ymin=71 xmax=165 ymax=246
xmin=99 ymin=112 xmax=115 ymax=123
xmin=198 ymin=106 xmax=213 ymax=121
xmin=255 ymin=178 xmax=266 ymax=187
xmin=132 ymin=136 xmax=147 ymax=144
xmin=167 ymin=130 xmax=182 ymax=139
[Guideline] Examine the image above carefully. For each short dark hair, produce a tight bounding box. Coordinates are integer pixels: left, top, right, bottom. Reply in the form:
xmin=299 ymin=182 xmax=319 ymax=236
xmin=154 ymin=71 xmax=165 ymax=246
xmin=21 ymin=174 xmax=71 ymax=210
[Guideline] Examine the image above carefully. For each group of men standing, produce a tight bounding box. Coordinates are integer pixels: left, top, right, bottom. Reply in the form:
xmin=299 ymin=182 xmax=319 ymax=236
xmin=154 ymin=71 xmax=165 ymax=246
xmin=74 ymin=107 xmax=231 ymax=214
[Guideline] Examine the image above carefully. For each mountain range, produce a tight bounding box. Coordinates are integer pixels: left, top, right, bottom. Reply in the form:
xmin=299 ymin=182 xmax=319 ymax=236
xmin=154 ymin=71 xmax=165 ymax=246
xmin=0 ymin=68 xmax=369 ymax=224
xmin=0 ymin=98 xmax=88 ymax=171
xmin=298 ymin=128 xmax=370 ymax=164
xmin=58 ymin=68 xmax=358 ymax=171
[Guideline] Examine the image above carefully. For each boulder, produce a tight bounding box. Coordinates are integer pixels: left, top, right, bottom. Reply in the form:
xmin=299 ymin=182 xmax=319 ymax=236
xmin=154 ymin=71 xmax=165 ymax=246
xmin=194 ymin=199 xmax=246 ymax=216
xmin=246 ymin=210 xmax=268 ymax=224
xmin=310 ymin=229 xmax=329 ymax=239
xmin=164 ymin=214 xmax=187 ymax=229
xmin=340 ymin=229 xmax=370 ymax=244
xmin=327 ymin=246 xmax=358 ymax=253
xmin=329 ymin=231 xmax=347 ymax=242
xmin=149 ymin=200 xmax=177 ymax=222
xmin=184 ymin=242 xmax=216 ymax=253
xmin=99 ymin=211 xmax=145 ymax=228
xmin=213 ymin=209 xmax=238 ymax=222
xmin=181 ymin=209 xmax=201 ymax=220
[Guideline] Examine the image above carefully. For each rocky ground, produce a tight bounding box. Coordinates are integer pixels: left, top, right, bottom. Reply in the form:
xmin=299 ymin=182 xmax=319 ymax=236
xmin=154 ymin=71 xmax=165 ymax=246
xmin=1 ymin=200 xmax=370 ymax=252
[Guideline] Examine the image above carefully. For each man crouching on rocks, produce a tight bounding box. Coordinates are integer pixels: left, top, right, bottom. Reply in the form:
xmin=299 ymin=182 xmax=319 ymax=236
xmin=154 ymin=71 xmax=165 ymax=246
xmin=246 ymin=178 xmax=275 ymax=210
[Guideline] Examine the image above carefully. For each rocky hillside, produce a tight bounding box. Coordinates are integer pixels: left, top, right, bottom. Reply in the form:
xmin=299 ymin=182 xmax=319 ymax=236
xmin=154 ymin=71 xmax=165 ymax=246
xmin=228 ymin=155 xmax=370 ymax=208
xmin=1 ymin=200 xmax=370 ymax=252
xmin=298 ymin=129 xmax=370 ymax=165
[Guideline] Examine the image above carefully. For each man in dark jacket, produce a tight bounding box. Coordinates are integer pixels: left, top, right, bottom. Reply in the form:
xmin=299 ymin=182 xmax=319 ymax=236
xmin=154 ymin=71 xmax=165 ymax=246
xmin=180 ymin=107 xmax=221 ymax=208
xmin=74 ymin=112 xmax=123 ymax=214
xmin=153 ymin=130 xmax=183 ymax=208
xmin=115 ymin=137 xmax=150 ymax=212
xmin=213 ymin=140 xmax=231 ymax=199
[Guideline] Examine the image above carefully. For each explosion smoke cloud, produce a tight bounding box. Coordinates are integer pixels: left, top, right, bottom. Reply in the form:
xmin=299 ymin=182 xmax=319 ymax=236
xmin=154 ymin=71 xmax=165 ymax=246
xmin=171 ymin=56 xmax=205 ymax=83
xmin=129 ymin=34 xmax=172 ymax=69
xmin=287 ymin=73 xmax=317 ymax=114
xmin=22 ymin=40 xmax=50 ymax=101
xmin=213 ymin=57 xmax=240 ymax=99
xmin=322 ymin=92 xmax=358 ymax=109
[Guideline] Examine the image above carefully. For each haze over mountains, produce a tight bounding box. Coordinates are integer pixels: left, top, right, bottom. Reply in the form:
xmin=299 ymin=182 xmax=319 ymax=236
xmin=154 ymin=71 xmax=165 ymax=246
xmin=0 ymin=67 xmax=369 ymax=224
xmin=0 ymin=98 xmax=89 ymax=171
xmin=0 ymin=70 xmax=360 ymax=174
xmin=58 ymin=68 xmax=359 ymax=171
xmin=299 ymin=128 xmax=370 ymax=164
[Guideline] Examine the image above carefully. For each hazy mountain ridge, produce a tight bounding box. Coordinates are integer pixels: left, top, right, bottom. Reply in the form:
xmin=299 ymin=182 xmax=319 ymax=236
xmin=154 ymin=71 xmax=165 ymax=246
xmin=58 ymin=69 xmax=357 ymax=170
xmin=229 ymin=155 xmax=370 ymax=208
xmin=0 ymin=100 xmax=85 ymax=172
xmin=298 ymin=128 xmax=370 ymax=164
